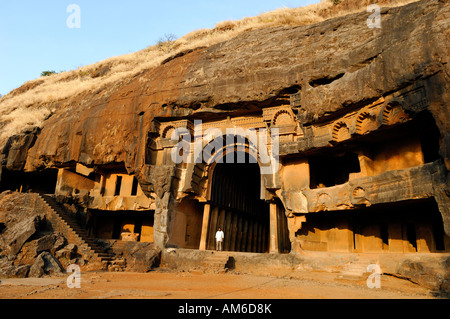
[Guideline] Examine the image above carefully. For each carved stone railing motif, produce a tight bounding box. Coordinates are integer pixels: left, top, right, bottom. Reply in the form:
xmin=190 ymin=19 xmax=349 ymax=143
xmin=282 ymin=160 xmax=445 ymax=215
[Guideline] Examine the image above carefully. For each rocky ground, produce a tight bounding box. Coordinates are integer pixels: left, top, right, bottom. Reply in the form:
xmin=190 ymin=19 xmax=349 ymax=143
xmin=0 ymin=267 xmax=445 ymax=300
xmin=0 ymin=191 xmax=448 ymax=300
xmin=0 ymin=192 xmax=95 ymax=278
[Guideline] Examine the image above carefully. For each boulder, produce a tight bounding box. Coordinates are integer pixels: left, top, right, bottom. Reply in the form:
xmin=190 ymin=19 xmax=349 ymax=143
xmin=55 ymin=244 xmax=78 ymax=261
xmin=29 ymin=252 xmax=64 ymax=278
xmin=70 ymin=257 xmax=88 ymax=266
xmin=122 ymin=242 xmax=160 ymax=272
xmin=121 ymin=232 xmax=139 ymax=242
xmin=66 ymin=243 xmax=77 ymax=253
xmin=3 ymin=215 xmax=43 ymax=257
xmin=14 ymin=233 xmax=67 ymax=266
xmin=35 ymin=234 xmax=58 ymax=255
xmin=9 ymin=265 xmax=30 ymax=278
xmin=0 ymin=192 xmax=45 ymax=257
xmin=396 ymin=256 xmax=450 ymax=293
xmin=33 ymin=233 xmax=67 ymax=256
xmin=0 ymin=255 xmax=14 ymax=276
xmin=51 ymin=233 xmax=67 ymax=254
xmin=14 ymin=241 xmax=38 ymax=266
xmin=0 ymin=255 xmax=30 ymax=278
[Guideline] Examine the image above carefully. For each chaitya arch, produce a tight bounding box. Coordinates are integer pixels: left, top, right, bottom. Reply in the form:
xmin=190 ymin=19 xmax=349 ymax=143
xmin=193 ymin=134 xmax=290 ymax=253
xmin=206 ymin=156 xmax=270 ymax=253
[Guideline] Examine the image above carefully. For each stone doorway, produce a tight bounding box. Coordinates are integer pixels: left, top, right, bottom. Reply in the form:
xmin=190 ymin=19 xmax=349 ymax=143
xmin=296 ymin=199 xmax=449 ymax=253
xmin=89 ymin=210 xmax=155 ymax=243
xmin=203 ymin=154 xmax=270 ymax=253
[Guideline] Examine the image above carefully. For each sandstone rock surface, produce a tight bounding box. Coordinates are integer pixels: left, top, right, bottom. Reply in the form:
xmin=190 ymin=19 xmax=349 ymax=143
xmin=0 ymin=192 xmax=96 ymax=278
xmin=396 ymin=256 xmax=450 ymax=293
xmin=5 ymin=0 xmax=445 ymax=181
xmin=103 ymin=240 xmax=161 ymax=272
xmin=0 ymin=191 xmax=45 ymax=257
xmin=0 ymin=0 xmax=448 ymax=292
xmin=29 ymin=252 xmax=65 ymax=278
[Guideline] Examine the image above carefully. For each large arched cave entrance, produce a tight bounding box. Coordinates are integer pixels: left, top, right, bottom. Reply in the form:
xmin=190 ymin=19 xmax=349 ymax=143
xmin=205 ymin=156 xmax=270 ymax=253
xmin=170 ymin=136 xmax=291 ymax=254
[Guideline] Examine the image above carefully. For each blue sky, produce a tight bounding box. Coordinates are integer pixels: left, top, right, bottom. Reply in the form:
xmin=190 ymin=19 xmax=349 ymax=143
xmin=0 ymin=0 xmax=319 ymax=96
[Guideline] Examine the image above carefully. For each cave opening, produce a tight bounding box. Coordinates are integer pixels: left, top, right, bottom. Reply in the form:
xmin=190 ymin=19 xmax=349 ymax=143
xmin=0 ymin=169 xmax=58 ymax=194
xmin=206 ymin=151 xmax=270 ymax=253
xmin=131 ymin=177 xmax=139 ymax=196
xmin=296 ymin=199 xmax=448 ymax=253
xmin=309 ymin=151 xmax=361 ymax=189
xmin=90 ymin=210 xmax=155 ymax=243
xmin=417 ymin=111 xmax=442 ymax=164
xmin=114 ymin=176 xmax=123 ymax=196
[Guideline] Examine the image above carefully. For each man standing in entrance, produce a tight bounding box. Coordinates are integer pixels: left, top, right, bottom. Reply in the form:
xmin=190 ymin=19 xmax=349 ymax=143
xmin=215 ymin=227 xmax=224 ymax=251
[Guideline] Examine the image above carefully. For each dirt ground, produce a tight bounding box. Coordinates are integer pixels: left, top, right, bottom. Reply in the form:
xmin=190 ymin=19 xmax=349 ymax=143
xmin=0 ymin=268 xmax=442 ymax=300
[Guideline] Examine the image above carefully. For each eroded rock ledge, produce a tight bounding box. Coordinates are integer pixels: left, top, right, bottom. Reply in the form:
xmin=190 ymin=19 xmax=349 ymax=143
xmin=0 ymin=0 xmax=448 ymax=293
xmin=9 ymin=0 xmax=446 ymax=175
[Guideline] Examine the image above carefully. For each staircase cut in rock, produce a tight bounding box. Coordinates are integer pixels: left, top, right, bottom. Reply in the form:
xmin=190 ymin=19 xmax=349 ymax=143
xmin=39 ymin=194 xmax=119 ymax=269
xmin=337 ymin=254 xmax=380 ymax=280
xmin=200 ymin=252 xmax=233 ymax=273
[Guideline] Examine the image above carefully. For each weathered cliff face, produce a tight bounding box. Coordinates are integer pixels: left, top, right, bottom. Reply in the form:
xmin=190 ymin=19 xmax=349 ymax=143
xmin=0 ymin=0 xmax=449 ymax=249
xmin=16 ymin=0 xmax=448 ymax=175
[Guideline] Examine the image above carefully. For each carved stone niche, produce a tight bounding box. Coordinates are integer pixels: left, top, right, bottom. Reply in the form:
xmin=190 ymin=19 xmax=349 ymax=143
xmin=350 ymin=186 xmax=371 ymax=207
xmin=161 ymin=125 xmax=176 ymax=139
xmin=355 ymin=111 xmax=379 ymax=136
xmin=267 ymin=107 xmax=298 ymax=142
xmin=273 ymin=109 xmax=294 ymax=126
xmin=332 ymin=120 xmax=351 ymax=143
xmin=158 ymin=120 xmax=194 ymax=149
xmin=382 ymin=101 xmax=410 ymax=126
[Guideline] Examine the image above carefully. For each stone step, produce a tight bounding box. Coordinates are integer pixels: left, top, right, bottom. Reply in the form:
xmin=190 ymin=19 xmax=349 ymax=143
xmin=206 ymin=255 xmax=230 ymax=261
xmin=337 ymin=274 xmax=367 ymax=280
xmin=339 ymin=265 xmax=372 ymax=272
xmin=108 ymin=241 xmax=128 ymax=247
xmin=337 ymin=255 xmax=380 ymax=280
xmin=201 ymin=253 xmax=231 ymax=270
xmin=40 ymin=194 xmax=117 ymax=265
xmin=100 ymin=257 xmax=115 ymax=262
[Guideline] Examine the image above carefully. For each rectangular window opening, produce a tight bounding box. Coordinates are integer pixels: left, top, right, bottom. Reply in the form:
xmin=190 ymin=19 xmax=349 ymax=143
xmin=309 ymin=152 xmax=361 ymax=189
xmin=135 ymin=217 xmax=143 ymax=242
xmin=433 ymin=220 xmax=446 ymax=251
xmin=131 ymin=177 xmax=139 ymax=196
xmin=380 ymin=223 xmax=389 ymax=249
xmin=406 ymin=223 xmax=418 ymax=252
xmin=114 ymin=176 xmax=123 ymax=196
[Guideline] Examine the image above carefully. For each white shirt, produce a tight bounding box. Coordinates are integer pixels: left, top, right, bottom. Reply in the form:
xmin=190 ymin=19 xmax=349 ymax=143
xmin=215 ymin=230 xmax=224 ymax=242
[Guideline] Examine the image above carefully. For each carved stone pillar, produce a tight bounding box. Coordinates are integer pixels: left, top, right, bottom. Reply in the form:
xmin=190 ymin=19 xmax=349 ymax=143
xmin=269 ymin=203 xmax=279 ymax=253
xmin=153 ymin=192 xmax=171 ymax=249
xmin=230 ymin=212 xmax=238 ymax=251
xmin=208 ymin=206 xmax=219 ymax=250
xmin=287 ymin=215 xmax=307 ymax=253
xmin=136 ymin=164 xmax=175 ymax=250
xmin=199 ymin=203 xmax=211 ymax=251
